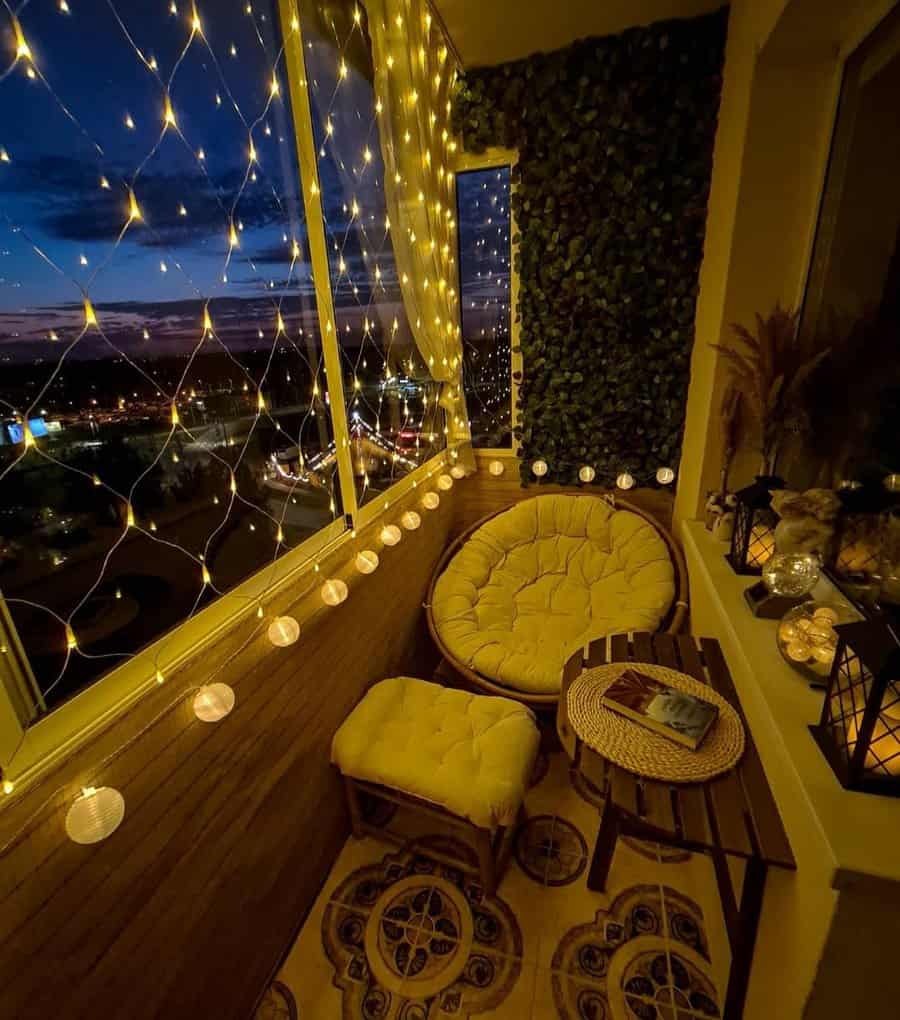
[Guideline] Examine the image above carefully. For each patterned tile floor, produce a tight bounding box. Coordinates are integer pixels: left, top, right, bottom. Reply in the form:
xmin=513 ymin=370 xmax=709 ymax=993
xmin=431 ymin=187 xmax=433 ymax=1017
xmin=260 ymin=752 xmax=732 ymax=1020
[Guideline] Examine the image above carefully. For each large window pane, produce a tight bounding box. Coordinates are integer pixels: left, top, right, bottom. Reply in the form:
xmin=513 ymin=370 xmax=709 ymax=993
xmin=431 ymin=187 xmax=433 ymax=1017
xmin=457 ymin=166 xmax=512 ymax=448
xmin=299 ymin=0 xmax=446 ymax=504
xmin=0 ymin=1 xmax=341 ymax=714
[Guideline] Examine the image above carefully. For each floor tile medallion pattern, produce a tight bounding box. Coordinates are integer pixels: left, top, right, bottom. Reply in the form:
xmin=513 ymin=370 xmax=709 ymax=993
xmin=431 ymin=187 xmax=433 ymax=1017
xmin=514 ymin=815 xmax=589 ymax=886
xmin=322 ymin=836 xmax=522 ymax=1018
xmin=254 ymin=980 xmax=298 ymax=1020
xmin=551 ymin=885 xmax=718 ymax=1020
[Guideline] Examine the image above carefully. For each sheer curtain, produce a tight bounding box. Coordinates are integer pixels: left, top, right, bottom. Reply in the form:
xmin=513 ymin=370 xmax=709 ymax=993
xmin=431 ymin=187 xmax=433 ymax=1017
xmin=365 ymin=0 xmax=472 ymax=464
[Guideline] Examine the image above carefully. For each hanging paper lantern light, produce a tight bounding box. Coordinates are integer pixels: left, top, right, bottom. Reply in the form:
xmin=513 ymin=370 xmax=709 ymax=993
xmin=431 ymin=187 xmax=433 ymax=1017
xmin=401 ymin=510 xmax=422 ymax=531
xmin=532 ymin=460 xmax=548 ymax=478
xmin=488 ymin=460 xmax=505 ymax=477
xmin=578 ymin=466 xmax=596 ymax=484
xmin=356 ymin=549 xmax=380 ymax=574
xmin=656 ymin=467 xmax=676 ymax=485
xmin=437 ymin=474 xmax=454 ymax=491
xmin=422 ymin=492 xmax=440 ymax=510
xmin=450 ymin=464 xmax=465 ymax=480
xmin=193 ymin=683 xmax=235 ymax=723
xmin=381 ymin=524 xmax=402 ymax=546
xmin=268 ymin=616 xmax=299 ymax=647
xmin=321 ymin=578 xmax=349 ymax=606
xmin=616 ymin=472 xmax=635 ymax=490
xmin=65 ymin=786 xmax=125 ymax=844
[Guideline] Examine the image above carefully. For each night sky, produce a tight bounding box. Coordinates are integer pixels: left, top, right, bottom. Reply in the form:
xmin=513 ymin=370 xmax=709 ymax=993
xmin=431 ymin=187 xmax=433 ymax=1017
xmin=0 ymin=0 xmax=399 ymax=368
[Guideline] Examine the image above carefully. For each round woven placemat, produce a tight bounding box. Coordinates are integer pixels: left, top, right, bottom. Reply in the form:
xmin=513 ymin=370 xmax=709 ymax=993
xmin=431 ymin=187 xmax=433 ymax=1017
xmin=567 ymin=663 xmax=745 ymax=783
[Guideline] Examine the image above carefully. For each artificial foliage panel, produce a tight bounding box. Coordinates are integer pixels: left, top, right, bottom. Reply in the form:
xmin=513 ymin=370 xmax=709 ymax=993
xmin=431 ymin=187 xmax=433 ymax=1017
xmin=452 ymin=9 xmax=728 ymax=484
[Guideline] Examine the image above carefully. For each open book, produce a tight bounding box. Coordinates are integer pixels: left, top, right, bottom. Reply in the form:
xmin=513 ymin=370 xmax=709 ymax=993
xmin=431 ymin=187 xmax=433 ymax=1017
xmin=601 ymin=668 xmax=719 ymax=751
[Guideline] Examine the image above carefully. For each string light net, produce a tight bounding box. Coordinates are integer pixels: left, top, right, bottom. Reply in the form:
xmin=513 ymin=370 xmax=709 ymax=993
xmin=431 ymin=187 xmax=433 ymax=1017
xmin=457 ymin=166 xmax=511 ymax=448
xmin=0 ymin=1 xmax=345 ymax=714
xmin=298 ymin=0 xmax=454 ymax=505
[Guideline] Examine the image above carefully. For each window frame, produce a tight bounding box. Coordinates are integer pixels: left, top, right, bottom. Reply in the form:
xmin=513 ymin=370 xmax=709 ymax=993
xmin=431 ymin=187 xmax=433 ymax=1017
xmin=0 ymin=0 xmax=462 ymax=791
xmin=452 ymin=147 xmax=520 ymax=458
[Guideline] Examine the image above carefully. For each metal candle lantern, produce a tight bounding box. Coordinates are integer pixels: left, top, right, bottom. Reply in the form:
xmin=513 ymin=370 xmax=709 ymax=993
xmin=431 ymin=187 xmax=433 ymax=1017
xmin=830 ymin=484 xmax=888 ymax=587
xmin=727 ymin=476 xmax=782 ymax=575
xmin=811 ymin=619 xmax=900 ymax=795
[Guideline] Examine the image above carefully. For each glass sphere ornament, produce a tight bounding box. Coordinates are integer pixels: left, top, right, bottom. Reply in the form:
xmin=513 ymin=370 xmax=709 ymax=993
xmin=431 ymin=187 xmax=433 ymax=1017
xmin=532 ymin=459 xmax=548 ymax=478
xmin=401 ymin=510 xmax=422 ymax=531
xmin=762 ymin=553 xmax=820 ymax=597
xmin=656 ymin=467 xmax=676 ymax=485
xmin=450 ymin=464 xmax=466 ymax=480
xmin=267 ymin=615 xmax=300 ymax=647
xmin=488 ymin=460 xmax=505 ymax=477
xmin=356 ymin=549 xmax=379 ymax=574
xmin=578 ymin=466 xmax=596 ymax=484
xmin=437 ymin=474 xmax=454 ymax=491
xmin=321 ymin=578 xmax=349 ymax=606
xmin=65 ymin=786 xmax=125 ymax=844
xmin=381 ymin=524 xmax=402 ymax=546
xmin=193 ymin=682 xmax=235 ymax=723
xmin=421 ymin=492 xmax=440 ymax=510
xmin=776 ymin=602 xmax=854 ymax=685
xmin=616 ymin=472 xmax=635 ymax=490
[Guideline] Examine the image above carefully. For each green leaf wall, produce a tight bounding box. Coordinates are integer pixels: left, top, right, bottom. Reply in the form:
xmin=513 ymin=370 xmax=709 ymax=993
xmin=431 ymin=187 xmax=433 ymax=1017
xmin=452 ymin=9 xmax=728 ymax=485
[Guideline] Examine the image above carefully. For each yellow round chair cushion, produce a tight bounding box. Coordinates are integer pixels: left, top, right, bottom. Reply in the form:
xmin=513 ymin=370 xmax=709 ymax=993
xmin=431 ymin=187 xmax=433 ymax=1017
xmin=431 ymin=494 xmax=675 ymax=696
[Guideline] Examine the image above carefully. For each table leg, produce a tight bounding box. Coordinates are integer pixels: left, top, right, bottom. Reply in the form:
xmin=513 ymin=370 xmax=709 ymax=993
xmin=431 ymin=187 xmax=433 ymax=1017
xmin=723 ymin=855 xmax=768 ymax=1020
xmin=587 ymin=797 xmax=620 ymax=892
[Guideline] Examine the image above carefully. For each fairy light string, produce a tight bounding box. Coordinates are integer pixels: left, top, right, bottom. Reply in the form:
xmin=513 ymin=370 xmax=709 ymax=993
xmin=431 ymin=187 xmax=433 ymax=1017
xmin=0 ymin=0 xmax=471 ymax=816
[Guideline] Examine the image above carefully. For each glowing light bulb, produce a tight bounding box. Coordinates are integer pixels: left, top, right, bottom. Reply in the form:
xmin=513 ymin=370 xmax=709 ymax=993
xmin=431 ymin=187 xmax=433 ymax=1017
xmin=270 ymin=75 xmax=280 ymax=97
xmin=92 ymin=474 xmax=101 ymax=486
xmin=193 ymin=684 xmax=235 ymax=722
xmin=616 ymin=472 xmax=635 ymax=491
xmin=276 ymin=526 xmax=284 ymax=544
xmin=127 ymin=189 xmax=142 ymax=222
xmin=450 ymin=465 xmax=466 ymax=480
xmin=401 ymin=510 xmax=421 ymax=531
xmin=356 ymin=550 xmax=379 ymax=574
xmin=656 ymin=467 xmax=676 ymax=485
xmin=2 ymin=779 xmax=14 ymax=795
xmin=321 ymin=578 xmax=348 ymax=606
xmin=65 ymin=786 xmax=125 ymax=844
xmin=59 ymin=0 xmax=70 ymax=11
xmin=437 ymin=473 xmax=454 ymax=491
xmin=268 ymin=616 xmax=300 ymax=646
xmin=84 ymin=298 xmax=97 ymax=326
xmin=197 ymin=148 xmax=205 ymax=161
xmin=203 ymin=306 xmax=213 ymax=332
xmin=155 ymin=670 xmax=165 ymax=684
xmin=170 ymin=403 xmax=180 ymax=427
xmin=488 ymin=460 xmax=505 ymax=477
xmin=124 ymin=113 xmax=135 ymax=130
xmin=381 ymin=524 xmax=402 ymax=547
xmin=257 ymin=391 xmax=266 ymax=412
xmin=99 ymin=175 xmax=110 ymax=189
xmin=191 ymin=4 xmax=202 ymax=34
xmin=579 ymin=466 xmax=596 ymax=484
xmin=422 ymin=492 xmax=440 ymax=510
xmin=126 ymin=503 xmax=135 ymax=528
xmin=228 ymin=223 xmax=239 ymax=248
xmin=531 ymin=460 xmax=549 ymax=478
xmin=162 ymin=95 xmax=176 ymax=128
xmin=201 ymin=564 xmax=211 ymax=585
xmin=65 ymin=623 xmax=78 ymax=650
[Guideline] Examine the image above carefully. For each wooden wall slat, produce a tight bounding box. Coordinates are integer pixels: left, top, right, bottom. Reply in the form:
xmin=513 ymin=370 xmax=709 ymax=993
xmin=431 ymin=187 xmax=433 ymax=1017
xmin=0 ymin=483 xmax=452 ymax=1020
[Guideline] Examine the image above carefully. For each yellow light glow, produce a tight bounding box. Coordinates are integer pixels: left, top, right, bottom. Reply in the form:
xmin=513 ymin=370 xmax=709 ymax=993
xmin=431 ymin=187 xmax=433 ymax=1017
xmin=125 ymin=113 xmax=135 ymax=130
xmin=127 ymin=189 xmax=142 ymax=222
xmin=126 ymin=503 xmax=135 ymax=528
xmin=163 ymin=96 xmax=177 ymax=128
xmin=65 ymin=623 xmax=78 ymax=650
xmin=257 ymin=391 xmax=266 ymax=411
xmin=270 ymin=75 xmax=280 ymax=97
xmin=155 ymin=670 xmax=165 ymax=684
xmin=0 ymin=149 xmax=10 ymax=163
xmin=2 ymin=780 xmax=14 ymax=795
xmin=13 ymin=19 xmax=31 ymax=62
xmin=228 ymin=223 xmax=239 ymax=248
xmin=203 ymin=306 xmax=213 ymax=332
xmin=191 ymin=3 xmax=202 ymax=34
xmin=84 ymin=299 xmax=97 ymax=326
xmin=171 ymin=403 xmax=180 ymax=427
xmin=202 ymin=564 xmax=211 ymax=585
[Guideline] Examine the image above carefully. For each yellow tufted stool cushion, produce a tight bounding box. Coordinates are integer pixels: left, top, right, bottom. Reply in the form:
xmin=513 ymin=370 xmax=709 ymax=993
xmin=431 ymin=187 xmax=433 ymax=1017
xmin=431 ymin=494 xmax=675 ymax=697
xmin=332 ymin=676 xmax=540 ymax=830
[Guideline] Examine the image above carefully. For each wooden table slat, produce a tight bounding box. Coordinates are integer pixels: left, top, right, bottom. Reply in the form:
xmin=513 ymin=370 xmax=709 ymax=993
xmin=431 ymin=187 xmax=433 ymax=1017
xmin=674 ymin=784 xmax=712 ymax=846
xmin=586 ymin=637 xmax=608 ymax=668
xmin=651 ymin=632 xmax=679 ymax=669
xmin=610 ymin=633 xmax=631 ymax=664
xmin=609 ymin=765 xmax=641 ymax=817
xmin=638 ymin=778 xmax=677 ymax=832
xmin=632 ymin=632 xmax=655 ymax=662
xmin=701 ymin=639 xmax=795 ymax=868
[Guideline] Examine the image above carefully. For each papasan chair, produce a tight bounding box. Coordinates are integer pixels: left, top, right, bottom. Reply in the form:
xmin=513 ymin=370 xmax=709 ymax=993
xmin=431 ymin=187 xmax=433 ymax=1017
xmin=426 ymin=493 xmax=687 ymax=707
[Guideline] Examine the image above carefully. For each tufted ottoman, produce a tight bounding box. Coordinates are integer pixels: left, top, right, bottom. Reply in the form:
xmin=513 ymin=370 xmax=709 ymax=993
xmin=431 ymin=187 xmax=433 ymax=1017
xmin=332 ymin=676 xmax=540 ymax=893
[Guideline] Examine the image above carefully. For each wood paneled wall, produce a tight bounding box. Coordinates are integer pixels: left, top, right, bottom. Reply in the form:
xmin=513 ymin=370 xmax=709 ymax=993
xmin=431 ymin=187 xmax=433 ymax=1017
xmin=0 ymin=458 xmax=676 ymax=1020
xmin=0 ymin=482 xmax=454 ymax=1020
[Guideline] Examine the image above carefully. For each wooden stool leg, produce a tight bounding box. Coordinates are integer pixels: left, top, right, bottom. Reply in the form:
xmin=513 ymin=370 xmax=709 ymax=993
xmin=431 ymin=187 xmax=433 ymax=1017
xmin=474 ymin=827 xmax=496 ymax=896
xmin=587 ymin=797 xmax=620 ymax=892
xmin=343 ymin=776 xmax=365 ymax=839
